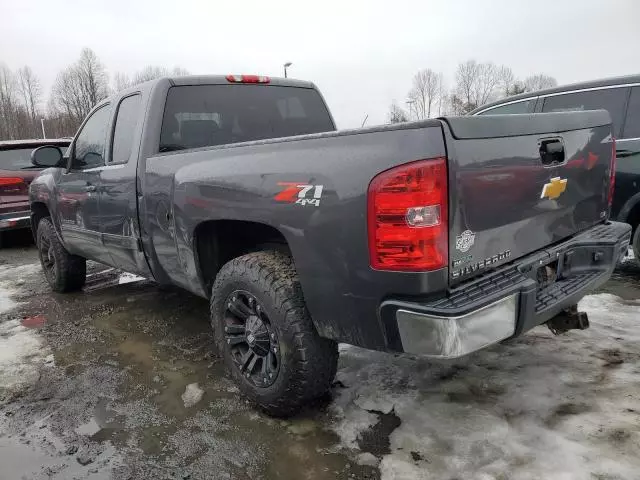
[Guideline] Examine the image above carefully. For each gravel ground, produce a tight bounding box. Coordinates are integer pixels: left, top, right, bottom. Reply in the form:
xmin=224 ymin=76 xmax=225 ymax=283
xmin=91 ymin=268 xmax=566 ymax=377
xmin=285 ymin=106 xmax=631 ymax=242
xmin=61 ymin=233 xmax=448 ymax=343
xmin=0 ymin=229 xmax=639 ymax=480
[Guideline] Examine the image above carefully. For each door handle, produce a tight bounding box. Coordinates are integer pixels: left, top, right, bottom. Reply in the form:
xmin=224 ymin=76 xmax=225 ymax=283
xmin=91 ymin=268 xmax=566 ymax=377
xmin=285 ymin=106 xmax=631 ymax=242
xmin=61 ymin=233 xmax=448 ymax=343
xmin=539 ymin=138 xmax=565 ymax=166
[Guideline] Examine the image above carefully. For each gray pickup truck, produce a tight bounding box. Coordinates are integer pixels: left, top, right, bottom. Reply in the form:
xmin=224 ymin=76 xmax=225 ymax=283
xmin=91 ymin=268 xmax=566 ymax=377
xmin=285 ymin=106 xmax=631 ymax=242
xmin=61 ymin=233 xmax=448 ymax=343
xmin=30 ymin=74 xmax=630 ymax=415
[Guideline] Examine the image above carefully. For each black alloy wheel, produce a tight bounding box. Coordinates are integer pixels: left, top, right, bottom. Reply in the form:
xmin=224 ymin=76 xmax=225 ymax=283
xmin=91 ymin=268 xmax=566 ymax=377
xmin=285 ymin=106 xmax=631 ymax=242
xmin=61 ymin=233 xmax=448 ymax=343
xmin=38 ymin=228 xmax=56 ymax=281
xmin=223 ymin=290 xmax=280 ymax=388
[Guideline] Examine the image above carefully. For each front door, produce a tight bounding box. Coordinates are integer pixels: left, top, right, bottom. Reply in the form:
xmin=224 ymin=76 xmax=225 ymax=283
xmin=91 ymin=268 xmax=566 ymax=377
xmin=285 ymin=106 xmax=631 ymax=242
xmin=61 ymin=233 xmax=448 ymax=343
xmin=57 ymin=104 xmax=114 ymax=265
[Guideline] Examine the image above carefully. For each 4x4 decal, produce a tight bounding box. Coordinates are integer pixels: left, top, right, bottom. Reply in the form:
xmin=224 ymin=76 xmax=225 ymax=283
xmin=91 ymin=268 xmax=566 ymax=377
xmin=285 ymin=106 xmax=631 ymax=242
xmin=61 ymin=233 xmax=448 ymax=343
xmin=275 ymin=183 xmax=324 ymax=207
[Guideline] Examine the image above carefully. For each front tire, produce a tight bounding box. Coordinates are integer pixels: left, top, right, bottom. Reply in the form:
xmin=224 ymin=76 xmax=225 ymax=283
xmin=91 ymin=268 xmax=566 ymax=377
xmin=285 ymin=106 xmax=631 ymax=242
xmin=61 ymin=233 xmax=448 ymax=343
xmin=210 ymin=251 xmax=338 ymax=417
xmin=36 ymin=217 xmax=86 ymax=292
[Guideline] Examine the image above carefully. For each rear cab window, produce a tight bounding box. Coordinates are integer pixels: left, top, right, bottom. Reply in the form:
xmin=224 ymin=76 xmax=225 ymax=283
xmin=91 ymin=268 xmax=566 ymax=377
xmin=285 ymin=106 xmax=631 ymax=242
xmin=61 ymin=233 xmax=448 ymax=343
xmin=159 ymin=85 xmax=335 ymax=152
xmin=111 ymin=94 xmax=142 ymax=164
xmin=541 ymin=87 xmax=628 ymax=138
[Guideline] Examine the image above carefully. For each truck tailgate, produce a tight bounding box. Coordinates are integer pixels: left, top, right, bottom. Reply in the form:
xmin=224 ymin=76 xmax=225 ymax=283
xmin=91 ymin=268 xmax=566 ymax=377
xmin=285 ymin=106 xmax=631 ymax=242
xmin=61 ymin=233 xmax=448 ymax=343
xmin=442 ymin=111 xmax=613 ymax=285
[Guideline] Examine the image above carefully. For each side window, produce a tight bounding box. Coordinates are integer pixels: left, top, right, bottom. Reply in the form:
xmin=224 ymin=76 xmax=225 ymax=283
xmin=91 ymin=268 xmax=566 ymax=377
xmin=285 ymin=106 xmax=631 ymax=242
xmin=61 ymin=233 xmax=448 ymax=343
xmin=622 ymin=87 xmax=640 ymax=139
xmin=541 ymin=88 xmax=628 ymax=137
xmin=111 ymin=95 xmax=142 ymax=164
xmin=478 ymin=99 xmax=534 ymax=115
xmin=72 ymin=105 xmax=111 ymax=170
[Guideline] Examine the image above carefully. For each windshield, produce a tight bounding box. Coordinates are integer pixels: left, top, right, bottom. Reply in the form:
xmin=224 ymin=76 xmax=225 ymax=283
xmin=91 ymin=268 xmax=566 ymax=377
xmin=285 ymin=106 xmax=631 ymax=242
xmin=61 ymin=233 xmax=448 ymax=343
xmin=159 ymin=85 xmax=335 ymax=152
xmin=0 ymin=145 xmax=68 ymax=170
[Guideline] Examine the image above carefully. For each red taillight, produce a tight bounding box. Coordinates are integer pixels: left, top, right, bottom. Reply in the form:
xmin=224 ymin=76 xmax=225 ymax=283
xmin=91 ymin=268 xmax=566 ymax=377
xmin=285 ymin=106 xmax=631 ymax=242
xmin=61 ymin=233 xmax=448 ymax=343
xmin=0 ymin=177 xmax=24 ymax=187
xmin=367 ymin=158 xmax=448 ymax=271
xmin=608 ymin=138 xmax=616 ymax=208
xmin=225 ymin=74 xmax=270 ymax=84
xmin=0 ymin=177 xmax=25 ymax=194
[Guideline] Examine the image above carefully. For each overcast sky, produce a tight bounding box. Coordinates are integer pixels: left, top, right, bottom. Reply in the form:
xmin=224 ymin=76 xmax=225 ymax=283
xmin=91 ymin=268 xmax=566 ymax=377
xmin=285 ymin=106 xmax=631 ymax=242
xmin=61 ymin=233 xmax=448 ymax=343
xmin=2 ymin=0 xmax=639 ymax=128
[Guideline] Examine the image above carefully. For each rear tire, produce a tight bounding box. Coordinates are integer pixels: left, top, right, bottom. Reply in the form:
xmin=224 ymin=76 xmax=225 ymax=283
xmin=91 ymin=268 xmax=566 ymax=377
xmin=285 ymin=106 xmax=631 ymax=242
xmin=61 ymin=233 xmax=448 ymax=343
xmin=210 ymin=251 xmax=338 ymax=417
xmin=36 ymin=217 xmax=86 ymax=292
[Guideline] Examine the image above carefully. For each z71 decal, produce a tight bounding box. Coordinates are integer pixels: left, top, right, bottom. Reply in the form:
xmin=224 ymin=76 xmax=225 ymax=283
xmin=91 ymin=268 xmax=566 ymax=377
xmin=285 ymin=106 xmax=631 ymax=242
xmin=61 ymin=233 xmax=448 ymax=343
xmin=275 ymin=183 xmax=324 ymax=207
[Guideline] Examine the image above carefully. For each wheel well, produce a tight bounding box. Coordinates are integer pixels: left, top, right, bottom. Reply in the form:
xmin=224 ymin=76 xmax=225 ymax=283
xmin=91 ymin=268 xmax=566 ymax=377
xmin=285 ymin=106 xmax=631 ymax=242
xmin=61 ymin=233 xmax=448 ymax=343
xmin=30 ymin=202 xmax=50 ymax=237
xmin=194 ymin=220 xmax=291 ymax=293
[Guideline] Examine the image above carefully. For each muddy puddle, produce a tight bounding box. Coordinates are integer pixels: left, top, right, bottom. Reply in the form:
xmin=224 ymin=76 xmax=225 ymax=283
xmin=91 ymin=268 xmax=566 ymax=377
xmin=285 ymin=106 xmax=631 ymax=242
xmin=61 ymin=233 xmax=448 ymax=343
xmin=0 ymin=250 xmax=379 ymax=480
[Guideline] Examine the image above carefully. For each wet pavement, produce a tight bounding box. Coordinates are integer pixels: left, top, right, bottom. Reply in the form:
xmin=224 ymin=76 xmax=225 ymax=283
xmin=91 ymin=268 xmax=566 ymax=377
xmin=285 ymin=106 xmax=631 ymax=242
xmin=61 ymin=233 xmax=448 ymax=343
xmin=0 ymin=229 xmax=639 ymax=480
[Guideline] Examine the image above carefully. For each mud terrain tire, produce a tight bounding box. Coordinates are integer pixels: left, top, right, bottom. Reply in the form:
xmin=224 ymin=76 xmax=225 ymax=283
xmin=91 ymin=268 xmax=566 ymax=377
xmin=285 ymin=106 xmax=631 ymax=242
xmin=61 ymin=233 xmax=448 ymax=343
xmin=210 ymin=251 xmax=338 ymax=417
xmin=36 ymin=217 xmax=86 ymax=292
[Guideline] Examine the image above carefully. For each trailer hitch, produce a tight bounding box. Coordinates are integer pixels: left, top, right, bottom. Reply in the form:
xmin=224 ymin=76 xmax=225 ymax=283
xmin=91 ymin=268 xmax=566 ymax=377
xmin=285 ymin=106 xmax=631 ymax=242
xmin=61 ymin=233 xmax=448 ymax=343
xmin=547 ymin=305 xmax=589 ymax=335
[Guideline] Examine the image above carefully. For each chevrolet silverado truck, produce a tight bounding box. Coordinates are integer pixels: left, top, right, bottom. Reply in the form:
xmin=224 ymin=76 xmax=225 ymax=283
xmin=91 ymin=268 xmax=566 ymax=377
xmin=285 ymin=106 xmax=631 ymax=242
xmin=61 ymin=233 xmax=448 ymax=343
xmin=29 ymin=74 xmax=631 ymax=416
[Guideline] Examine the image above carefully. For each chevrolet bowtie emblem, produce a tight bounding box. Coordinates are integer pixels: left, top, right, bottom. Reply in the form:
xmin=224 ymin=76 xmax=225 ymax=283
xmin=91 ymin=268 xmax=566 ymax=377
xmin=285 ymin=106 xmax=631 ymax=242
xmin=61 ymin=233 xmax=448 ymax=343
xmin=540 ymin=177 xmax=568 ymax=200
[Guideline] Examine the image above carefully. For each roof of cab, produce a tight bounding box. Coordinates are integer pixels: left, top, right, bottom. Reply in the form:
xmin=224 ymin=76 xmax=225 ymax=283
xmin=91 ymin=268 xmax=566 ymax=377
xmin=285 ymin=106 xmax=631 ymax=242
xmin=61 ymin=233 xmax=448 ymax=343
xmin=469 ymin=73 xmax=640 ymax=114
xmin=169 ymin=75 xmax=315 ymax=89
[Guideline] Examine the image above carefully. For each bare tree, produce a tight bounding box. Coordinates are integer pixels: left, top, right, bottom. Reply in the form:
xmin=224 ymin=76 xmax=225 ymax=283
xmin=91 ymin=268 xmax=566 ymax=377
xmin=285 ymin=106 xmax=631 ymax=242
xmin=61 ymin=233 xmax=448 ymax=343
xmin=112 ymin=72 xmax=132 ymax=92
xmin=171 ymin=67 xmax=190 ymax=77
xmin=524 ymin=74 xmax=558 ymax=92
xmin=51 ymin=48 xmax=109 ymax=133
xmin=454 ymin=60 xmax=507 ymax=113
xmin=436 ymin=75 xmax=446 ymax=116
xmin=17 ymin=67 xmax=41 ymax=121
xmin=0 ymin=65 xmax=33 ymax=139
xmin=407 ymin=69 xmax=443 ymax=119
xmin=17 ymin=66 xmax=42 ymax=136
xmin=388 ymin=101 xmax=409 ymax=123
xmin=0 ymin=65 xmax=17 ymax=139
xmin=497 ymin=66 xmax=516 ymax=97
xmin=447 ymin=94 xmax=468 ymax=116
xmin=76 ymin=48 xmax=109 ymax=107
xmin=113 ymin=65 xmax=190 ymax=92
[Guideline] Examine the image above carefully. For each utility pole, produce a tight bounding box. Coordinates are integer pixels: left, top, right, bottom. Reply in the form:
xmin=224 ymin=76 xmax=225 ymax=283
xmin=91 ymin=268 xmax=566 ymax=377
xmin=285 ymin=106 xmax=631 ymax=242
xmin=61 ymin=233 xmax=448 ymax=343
xmin=41 ymin=118 xmax=46 ymax=139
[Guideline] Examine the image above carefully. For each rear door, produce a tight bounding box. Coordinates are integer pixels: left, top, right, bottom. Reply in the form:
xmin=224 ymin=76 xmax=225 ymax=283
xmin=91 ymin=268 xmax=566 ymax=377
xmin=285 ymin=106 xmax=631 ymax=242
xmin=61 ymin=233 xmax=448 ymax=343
xmin=443 ymin=111 xmax=613 ymax=284
xmin=57 ymin=104 xmax=114 ymax=264
xmin=98 ymin=93 xmax=151 ymax=275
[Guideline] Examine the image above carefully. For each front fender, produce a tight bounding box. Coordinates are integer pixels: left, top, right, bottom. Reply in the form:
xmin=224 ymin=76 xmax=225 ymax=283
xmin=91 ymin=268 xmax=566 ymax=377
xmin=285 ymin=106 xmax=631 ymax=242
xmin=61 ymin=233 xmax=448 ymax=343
xmin=29 ymin=168 xmax=65 ymax=240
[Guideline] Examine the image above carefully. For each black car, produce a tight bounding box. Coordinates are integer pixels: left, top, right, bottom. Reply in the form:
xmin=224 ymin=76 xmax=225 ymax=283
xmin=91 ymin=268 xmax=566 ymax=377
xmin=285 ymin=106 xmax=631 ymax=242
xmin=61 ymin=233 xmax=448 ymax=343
xmin=471 ymin=74 xmax=640 ymax=262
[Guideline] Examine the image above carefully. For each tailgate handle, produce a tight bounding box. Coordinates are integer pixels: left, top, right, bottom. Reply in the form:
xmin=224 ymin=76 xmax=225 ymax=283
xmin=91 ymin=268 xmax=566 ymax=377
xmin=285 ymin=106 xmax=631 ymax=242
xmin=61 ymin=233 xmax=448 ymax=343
xmin=539 ymin=138 xmax=565 ymax=166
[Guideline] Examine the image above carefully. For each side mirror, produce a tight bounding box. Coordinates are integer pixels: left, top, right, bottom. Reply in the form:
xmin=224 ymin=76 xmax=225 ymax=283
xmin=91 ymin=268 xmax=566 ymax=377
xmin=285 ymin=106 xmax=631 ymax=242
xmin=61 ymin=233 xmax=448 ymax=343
xmin=31 ymin=145 xmax=64 ymax=168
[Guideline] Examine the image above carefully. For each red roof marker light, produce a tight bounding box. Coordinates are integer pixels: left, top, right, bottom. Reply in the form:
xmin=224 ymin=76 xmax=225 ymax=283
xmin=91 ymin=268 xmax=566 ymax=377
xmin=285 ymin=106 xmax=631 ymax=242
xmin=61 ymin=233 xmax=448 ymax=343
xmin=226 ymin=75 xmax=270 ymax=84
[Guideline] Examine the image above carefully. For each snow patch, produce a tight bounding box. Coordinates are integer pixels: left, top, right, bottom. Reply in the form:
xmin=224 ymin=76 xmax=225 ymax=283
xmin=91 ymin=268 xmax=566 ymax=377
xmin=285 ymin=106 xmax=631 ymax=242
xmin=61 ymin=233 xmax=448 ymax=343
xmin=332 ymin=293 xmax=640 ymax=480
xmin=356 ymin=452 xmax=380 ymax=467
xmin=0 ymin=264 xmax=50 ymax=398
xmin=118 ymin=272 xmax=146 ymax=285
xmin=182 ymin=383 xmax=204 ymax=408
